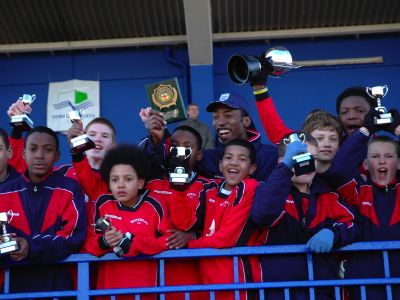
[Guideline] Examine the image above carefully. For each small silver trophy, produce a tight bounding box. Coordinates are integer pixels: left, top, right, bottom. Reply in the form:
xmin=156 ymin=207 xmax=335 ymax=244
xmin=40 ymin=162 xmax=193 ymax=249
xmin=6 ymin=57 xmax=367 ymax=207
xmin=0 ymin=212 xmax=19 ymax=255
xmin=366 ymin=85 xmax=392 ymax=125
xmin=9 ymin=94 xmax=35 ymax=131
xmin=95 ymin=217 xmax=132 ymax=257
xmin=283 ymin=133 xmax=315 ymax=176
xmin=228 ymin=46 xmax=301 ymax=85
xmin=68 ymin=110 xmax=95 ymax=153
xmin=168 ymin=146 xmax=191 ymax=185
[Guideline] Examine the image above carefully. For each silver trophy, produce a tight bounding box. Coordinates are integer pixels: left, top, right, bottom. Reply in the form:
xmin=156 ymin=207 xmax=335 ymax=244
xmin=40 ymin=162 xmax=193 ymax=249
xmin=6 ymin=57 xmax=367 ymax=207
xmin=228 ymin=46 xmax=301 ymax=85
xmin=68 ymin=110 xmax=95 ymax=153
xmin=283 ymin=133 xmax=315 ymax=176
xmin=366 ymin=85 xmax=392 ymax=125
xmin=95 ymin=217 xmax=132 ymax=257
xmin=0 ymin=212 xmax=19 ymax=254
xmin=168 ymin=146 xmax=191 ymax=185
xmin=9 ymin=94 xmax=35 ymax=131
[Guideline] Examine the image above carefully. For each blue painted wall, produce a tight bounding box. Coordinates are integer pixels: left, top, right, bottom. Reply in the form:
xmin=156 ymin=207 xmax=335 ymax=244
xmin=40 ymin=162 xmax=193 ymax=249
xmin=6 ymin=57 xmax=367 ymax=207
xmin=0 ymin=33 xmax=399 ymax=165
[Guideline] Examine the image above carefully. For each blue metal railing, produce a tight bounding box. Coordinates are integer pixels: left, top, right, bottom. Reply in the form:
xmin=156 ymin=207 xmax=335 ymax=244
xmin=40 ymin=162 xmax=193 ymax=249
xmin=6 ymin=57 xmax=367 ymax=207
xmin=1 ymin=241 xmax=400 ymax=300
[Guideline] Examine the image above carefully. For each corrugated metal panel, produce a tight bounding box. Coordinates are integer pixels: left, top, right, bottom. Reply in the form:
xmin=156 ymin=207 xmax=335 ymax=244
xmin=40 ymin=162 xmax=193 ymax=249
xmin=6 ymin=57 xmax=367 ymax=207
xmin=0 ymin=0 xmax=186 ymax=45
xmin=0 ymin=0 xmax=398 ymax=49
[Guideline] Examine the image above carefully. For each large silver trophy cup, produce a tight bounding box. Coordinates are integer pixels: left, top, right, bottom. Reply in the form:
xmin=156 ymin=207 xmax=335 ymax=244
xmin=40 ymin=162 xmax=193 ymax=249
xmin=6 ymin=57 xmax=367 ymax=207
xmin=227 ymin=46 xmax=300 ymax=85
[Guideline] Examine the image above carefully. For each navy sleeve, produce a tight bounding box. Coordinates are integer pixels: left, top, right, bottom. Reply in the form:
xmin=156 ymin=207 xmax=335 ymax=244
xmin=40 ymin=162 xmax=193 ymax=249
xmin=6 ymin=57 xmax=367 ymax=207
xmin=326 ymin=130 xmax=370 ymax=189
xmin=27 ymin=181 xmax=87 ymax=262
xmin=251 ymin=163 xmax=293 ymax=228
xmin=138 ymin=130 xmax=171 ymax=179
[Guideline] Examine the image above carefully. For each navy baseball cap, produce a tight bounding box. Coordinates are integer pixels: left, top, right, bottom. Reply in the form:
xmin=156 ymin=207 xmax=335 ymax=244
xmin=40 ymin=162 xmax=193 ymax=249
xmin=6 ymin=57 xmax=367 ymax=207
xmin=206 ymin=93 xmax=250 ymax=115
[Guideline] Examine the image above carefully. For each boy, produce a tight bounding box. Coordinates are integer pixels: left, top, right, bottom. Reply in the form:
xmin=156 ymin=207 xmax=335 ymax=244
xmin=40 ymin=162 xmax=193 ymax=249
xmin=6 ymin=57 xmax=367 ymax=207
xmin=77 ymin=125 xmax=209 ymax=300
xmin=327 ymin=112 xmax=400 ymax=300
xmin=84 ymin=145 xmax=172 ymax=300
xmin=67 ymin=116 xmax=117 ymax=214
xmin=0 ymin=126 xmax=87 ymax=293
xmin=183 ymin=138 xmax=264 ymax=300
xmin=251 ymin=132 xmax=356 ymax=300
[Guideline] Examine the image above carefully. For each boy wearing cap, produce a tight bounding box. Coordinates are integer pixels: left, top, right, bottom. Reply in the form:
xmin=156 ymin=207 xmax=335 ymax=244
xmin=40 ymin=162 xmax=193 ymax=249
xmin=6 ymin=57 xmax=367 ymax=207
xmin=139 ymin=92 xmax=278 ymax=182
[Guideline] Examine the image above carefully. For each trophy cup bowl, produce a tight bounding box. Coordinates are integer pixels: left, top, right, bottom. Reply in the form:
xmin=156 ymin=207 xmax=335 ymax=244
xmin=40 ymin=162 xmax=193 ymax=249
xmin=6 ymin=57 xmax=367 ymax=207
xmin=68 ymin=110 xmax=96 ymax=153
xmin=227 ymin=46 xmax=300 ymax=85
xmin=0 ymin=212 xmax=19 ymax=254
xmin=9 ymin=94 xmax=35 ymax=131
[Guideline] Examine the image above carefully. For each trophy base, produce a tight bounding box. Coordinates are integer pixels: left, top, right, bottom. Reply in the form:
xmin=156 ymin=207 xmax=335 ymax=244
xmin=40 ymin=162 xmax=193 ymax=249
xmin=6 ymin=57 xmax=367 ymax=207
xmin=293 ymin=152 xmax=316 ymax=176
xmin=10 ymin=115 xmax=34 ymax=131
xmin=70 ymin=134 xmax=96 ymax=153
xmin=375 ymin=114 xmax=393 ymax=125
xmin=169 ymin=172 xmax=189 ymax=184
xmin=0 ymin=240 xmax=19 ymax=254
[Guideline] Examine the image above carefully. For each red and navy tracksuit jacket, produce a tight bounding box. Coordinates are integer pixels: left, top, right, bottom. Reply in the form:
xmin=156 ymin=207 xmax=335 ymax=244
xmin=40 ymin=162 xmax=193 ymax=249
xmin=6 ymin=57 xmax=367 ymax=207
xmin=0 ymin=168 xmax=87 ymax=293
xmin=327 ymin=130 xmax=400 ymax=300
xmin=146 ymin=174 xmax=212 ymax=300
xmin=186 ymin=177 xmax=265 ymax=300
xmin=139 ymin=128 xmax=278 ymax=182
xmin=84 ymin=190 xmax=172 ymax=300
xmin=251 ymin=163 xmax=356 ymax=300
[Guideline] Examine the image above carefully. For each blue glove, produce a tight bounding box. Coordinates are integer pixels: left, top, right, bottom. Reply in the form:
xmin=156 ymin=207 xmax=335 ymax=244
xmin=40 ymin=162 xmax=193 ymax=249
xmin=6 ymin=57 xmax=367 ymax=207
xmin=306 ymin=228 xmax=334 ymax=253
xmin=281 ymin=141 xmax=308 ymax=169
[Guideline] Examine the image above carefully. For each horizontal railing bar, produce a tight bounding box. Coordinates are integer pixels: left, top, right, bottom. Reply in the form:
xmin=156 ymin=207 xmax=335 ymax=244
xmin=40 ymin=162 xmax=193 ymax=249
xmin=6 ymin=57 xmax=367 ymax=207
xmin=1 ymin=278 xmax=399 ymax=299
xmin=51 ymin=241 xmax=400 ymax=263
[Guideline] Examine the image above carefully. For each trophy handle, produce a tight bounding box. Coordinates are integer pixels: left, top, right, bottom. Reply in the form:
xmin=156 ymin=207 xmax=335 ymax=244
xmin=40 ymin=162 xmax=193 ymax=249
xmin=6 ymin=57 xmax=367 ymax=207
xmin=366 ymin=87 xmax=374 ymax=99
xmin=382 ymin=85 xmax=389 ymax=98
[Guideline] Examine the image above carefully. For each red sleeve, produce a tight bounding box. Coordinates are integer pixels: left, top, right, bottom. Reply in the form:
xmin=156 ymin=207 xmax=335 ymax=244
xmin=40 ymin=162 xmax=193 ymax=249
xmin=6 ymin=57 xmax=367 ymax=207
xmin=188 ymin=179 xmax=258 ymax=249
xmin=337 ymin=179 xmax=360 ymax=207
xmin=73 ymin=156 xmax=109 ymax=200
xmin=83 ymin=227 xmax=110 ymax=257
xmin=255 ymin=95 xmax=293 ymax=144
xmin=8 ymin=136 xmax=26 ymax=174
xmin=169 ymin=189 xmax=202 ymax=231
xmin=128 ymin=203 xmax=172 ymax=256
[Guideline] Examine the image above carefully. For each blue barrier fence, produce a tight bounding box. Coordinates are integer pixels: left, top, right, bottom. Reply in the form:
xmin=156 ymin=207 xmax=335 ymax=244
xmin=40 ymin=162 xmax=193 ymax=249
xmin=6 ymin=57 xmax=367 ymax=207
xmin=1 ymin=241 xmax=400 ymax=300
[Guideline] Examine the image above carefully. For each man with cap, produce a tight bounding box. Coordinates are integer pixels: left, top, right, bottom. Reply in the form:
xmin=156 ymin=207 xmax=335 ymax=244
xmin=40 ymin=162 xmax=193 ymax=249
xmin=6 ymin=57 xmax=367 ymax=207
xmin=139 ymin=93 xmax=278 ymax=181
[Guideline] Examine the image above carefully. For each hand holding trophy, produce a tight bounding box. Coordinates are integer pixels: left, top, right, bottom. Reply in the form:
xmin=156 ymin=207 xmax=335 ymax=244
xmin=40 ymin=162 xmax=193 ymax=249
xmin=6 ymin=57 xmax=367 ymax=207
xmin=67 ymin=109 xmax=95 ymax=153
xmin=283 ymin=133 xmax=315 ymax=176
xmin=9 ymin=94 xmax=35 ymax=131
xmin=0 ymin=212 xmax=19 ymax=255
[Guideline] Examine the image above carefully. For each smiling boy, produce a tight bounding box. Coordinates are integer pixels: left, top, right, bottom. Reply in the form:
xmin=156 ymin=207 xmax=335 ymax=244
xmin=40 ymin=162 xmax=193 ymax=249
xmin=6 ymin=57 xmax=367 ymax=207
xmin=186 ymin=138 xmax=264 ymax=300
